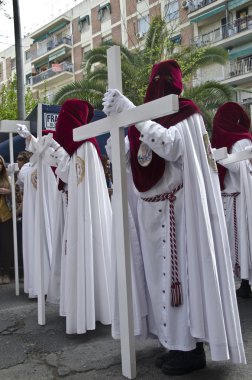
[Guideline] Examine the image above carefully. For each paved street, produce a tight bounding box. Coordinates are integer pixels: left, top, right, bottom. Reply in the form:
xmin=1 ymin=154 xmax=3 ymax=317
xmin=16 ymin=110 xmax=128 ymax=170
xmin=0 ymin=282 xmax=251 ymax=379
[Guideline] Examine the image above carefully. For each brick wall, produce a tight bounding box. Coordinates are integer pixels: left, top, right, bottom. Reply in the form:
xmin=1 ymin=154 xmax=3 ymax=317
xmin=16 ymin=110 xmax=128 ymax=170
xmin=150 ymin=3 xmax=161 ymax=19
xmin=73 ymin=45 xmax=83 ymax=72
xmin=72 ymin=17 xmax=81 ymax=45
xmin=111 ymin=24 xmax=122 ymax=43
xmin=127 ymin=16 xmax=138 ymax=49
xmin=91 ymin=6 xmax=101 ymax=35
xmin=111 ymin=0 xmax=121 ymax=24
xmin=92 ymin=34 xmax=102 ymax=48
xmin=126 ymin=1 xmax=136 ymax=17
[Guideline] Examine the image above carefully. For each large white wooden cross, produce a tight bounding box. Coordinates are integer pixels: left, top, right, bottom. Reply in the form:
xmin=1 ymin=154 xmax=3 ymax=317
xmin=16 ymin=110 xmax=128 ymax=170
xmin=26 ymin=124 xmax=54 ymax=326
xmin=0 ymin=119 xmax=30 ymax=296
xmin=213 ymin=146 xmax=252 ymax=164
xmin=73 ymin=46 xmax=179 ymax=379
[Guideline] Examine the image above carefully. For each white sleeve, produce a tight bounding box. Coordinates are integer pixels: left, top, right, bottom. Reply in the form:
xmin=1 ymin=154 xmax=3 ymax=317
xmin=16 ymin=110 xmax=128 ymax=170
xmin=55 ymin=151 xmax=71 ymax=183
xmin=25 ymin=135 xmax=38 ymax=152
xmin=135 ymin=120 xmax=183 ymax=161
xmin=105 ymin=135 xmax=130 ymax=164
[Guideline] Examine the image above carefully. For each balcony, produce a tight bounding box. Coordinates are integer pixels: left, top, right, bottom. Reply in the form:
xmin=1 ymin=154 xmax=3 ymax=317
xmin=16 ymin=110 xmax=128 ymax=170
xmin=192 ymin=15 xmax=252 ymax=48
xmin=222 ymin=56 xmax=252 ymax=85
xmin=229 ymin=56 xmax=252 ymax=77
xmin=188 ymin=0 xmax=218 ymax=13
xmin=31 ymin=35 xmax=72 ymax=61
xmin=30 ymin=61 xmax=73 ymax=88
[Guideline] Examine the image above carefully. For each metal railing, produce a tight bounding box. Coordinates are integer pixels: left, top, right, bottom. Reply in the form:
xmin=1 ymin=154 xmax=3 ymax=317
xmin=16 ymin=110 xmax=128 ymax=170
xmin=30 ymin=61 xmax=73 ymax=85
xmin=188 ymin=0 xmax=218 ymax=13
xmin=31 ymin=35 xmax=72 ymax=60
xmin=192 ymin=15 xmax=252 ymax=46
xmin=228 ymin=56 xmax=252 ymax=78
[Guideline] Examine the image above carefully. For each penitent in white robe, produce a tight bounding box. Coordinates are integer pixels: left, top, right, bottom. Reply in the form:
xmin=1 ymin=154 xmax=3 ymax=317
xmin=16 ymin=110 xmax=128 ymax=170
xmin=221 ymin=139 xmax=252 ymax=284
xmin=21 ymin=137 xmax=57 ymax=298
xmin=55 ymin=141 xmax=112 ymax=334
xmin=21 ymin=162 xmax=56 ymax=298
xmin=123 ymin=113 xmax=245 ymax=363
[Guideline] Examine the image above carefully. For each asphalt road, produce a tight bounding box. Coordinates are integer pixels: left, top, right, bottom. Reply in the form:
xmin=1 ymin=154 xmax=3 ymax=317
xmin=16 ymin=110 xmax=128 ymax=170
xmin=0 ymin=282 xmax=251 ymax=379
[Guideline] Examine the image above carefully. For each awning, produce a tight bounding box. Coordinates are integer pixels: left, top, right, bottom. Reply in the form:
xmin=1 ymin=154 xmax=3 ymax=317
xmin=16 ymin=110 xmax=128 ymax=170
xmin=49 ymin=47 xmax=66 ymax=62
xmin=33 ymin=21 xmax=68 ymax=43
xmin=228 ymin=0 xmax=251 ymax=11
xmin=229 ymin=44 xmax=252 ymax=60
xmin=190 ymin=5 xmax=226 ymax=23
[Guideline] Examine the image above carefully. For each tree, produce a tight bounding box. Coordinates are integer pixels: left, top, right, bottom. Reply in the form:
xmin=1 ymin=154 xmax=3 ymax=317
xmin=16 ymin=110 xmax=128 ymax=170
xmin=53 ymin=16 xmax=234 ymax=129
xmin=0 ymin=75 xmax=38 ymax=120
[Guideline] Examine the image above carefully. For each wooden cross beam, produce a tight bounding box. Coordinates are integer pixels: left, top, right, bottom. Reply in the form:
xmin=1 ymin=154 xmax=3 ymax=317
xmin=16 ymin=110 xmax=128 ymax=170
xmin=73 ymin=46 xmax=179 ymax=379
xmin=213 ymin=146 xmax=252 ymax=165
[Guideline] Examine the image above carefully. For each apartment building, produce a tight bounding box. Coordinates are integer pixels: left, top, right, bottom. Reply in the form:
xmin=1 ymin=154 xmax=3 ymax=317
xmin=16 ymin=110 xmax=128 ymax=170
xmin=186 ymin=0 xmax=252 ymax=108
xmin=0 ymin=0 xmax=251 ymax=110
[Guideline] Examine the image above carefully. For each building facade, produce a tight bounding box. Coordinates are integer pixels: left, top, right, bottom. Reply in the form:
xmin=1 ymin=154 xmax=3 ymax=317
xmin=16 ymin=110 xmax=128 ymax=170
xmin=0 ymin=0 xmax=251 ymax=110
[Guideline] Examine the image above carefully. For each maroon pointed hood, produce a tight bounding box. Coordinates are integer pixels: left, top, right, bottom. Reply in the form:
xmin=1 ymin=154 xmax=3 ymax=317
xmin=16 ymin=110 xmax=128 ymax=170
xmin=54 ymin=98 xmax=101 ymax=157
xmin=211 ymin=101 xmax=252 ymax=190
xmin=54 ymin=98 xmax=101 ymax=191
xmin=128 ymin=60 xmax=200 ymax=192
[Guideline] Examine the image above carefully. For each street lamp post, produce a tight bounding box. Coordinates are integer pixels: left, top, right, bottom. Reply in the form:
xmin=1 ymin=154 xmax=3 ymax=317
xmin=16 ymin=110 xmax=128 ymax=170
xmin=12 ymin=0 xmax=25 ymax=120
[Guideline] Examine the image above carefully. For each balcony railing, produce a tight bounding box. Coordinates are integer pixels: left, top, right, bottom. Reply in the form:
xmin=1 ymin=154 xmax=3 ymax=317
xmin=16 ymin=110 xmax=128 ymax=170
xmin=192 ymin=15 xmax=252 ymax=46
xmin=228 ymin=56 xmax=252 ymax=78
xmin=30 ymin=61 xmax=73 ymax=86
xmin=31 ymin=35 xmax=72 ymax=60
xmin=188 ymin=0 xmax=218 ymax=13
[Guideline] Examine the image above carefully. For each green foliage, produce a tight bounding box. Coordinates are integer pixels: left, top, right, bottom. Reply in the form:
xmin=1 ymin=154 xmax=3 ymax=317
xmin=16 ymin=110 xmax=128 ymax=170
xmin=0 ymin=75 xmax=38 ymax=120
xmin=53 ymin=15 xmax=233 ymax=127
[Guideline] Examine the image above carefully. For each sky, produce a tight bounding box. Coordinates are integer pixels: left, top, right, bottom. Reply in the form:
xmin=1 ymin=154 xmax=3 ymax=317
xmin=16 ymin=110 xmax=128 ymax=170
xmin=0 ymin=0 xmax=83 ymax=50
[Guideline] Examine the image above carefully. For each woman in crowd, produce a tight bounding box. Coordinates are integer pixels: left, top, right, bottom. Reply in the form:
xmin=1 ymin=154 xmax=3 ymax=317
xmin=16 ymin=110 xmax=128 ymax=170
xmin=0 ymin=155 xmax=13 ymax=284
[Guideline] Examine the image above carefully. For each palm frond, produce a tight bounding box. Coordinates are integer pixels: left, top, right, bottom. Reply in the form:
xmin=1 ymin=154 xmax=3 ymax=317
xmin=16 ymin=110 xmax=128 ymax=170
xmin=53 ymin=80 xmax=106 ymax=109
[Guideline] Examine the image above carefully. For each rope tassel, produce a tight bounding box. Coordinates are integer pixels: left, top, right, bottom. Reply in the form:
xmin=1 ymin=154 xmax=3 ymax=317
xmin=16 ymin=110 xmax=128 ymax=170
xmin=171 ymin=281 xmax=183 ymax=307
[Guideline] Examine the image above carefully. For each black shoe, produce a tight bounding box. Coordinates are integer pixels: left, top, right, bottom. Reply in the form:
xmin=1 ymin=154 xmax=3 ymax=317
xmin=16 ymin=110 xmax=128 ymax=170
xmin=236 ymin=279 xmax=252 ymax=299
xmin=162 ymin=345 xmax=206 ymax=376
xmin=155 ymin=350 xmax=180 ymax=368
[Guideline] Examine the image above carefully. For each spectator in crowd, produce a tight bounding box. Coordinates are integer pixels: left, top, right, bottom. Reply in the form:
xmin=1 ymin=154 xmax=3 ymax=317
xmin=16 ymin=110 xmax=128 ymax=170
xmin=0 ymin=155 xmax=14 ymax=284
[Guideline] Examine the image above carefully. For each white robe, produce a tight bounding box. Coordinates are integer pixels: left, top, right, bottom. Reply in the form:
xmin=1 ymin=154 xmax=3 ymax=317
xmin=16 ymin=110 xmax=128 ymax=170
xmin=21 ymin=162 xmax=56 ymax=297
xmin=46 ymin=185 xmax=68 ymax=306
xmin=55 ymin=142 xmax=112 ymax=334
xmin=221 ymin=139 xmax=252 ymax=284
xmin=122 ymin=113 xmax=245 ymax=363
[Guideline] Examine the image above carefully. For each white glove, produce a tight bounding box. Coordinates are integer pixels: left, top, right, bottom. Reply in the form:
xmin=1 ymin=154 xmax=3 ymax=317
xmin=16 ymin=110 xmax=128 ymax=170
xmin=50 ymin=138 xmax=61 ymax=151
xmin=102 ymin=89 xmax=135 ymax=116
xmin=7 ymin=163 xmax=18 ymax=174
xmin=50 ymin=147 xmax=68 ymax=166
xmin=43 ymin=147 xmax=58 ymax=167
xmin=16 ymin=124 xmax=32 ymax=138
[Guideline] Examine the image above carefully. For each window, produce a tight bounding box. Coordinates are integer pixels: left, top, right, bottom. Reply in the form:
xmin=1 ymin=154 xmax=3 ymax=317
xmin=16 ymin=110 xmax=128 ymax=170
xmin=164 ymin=1 xmax=179 ymax=22
xmin=137 ymin=15 xmax=149 ymax=37
xmin=25 ymin=50 xmax=31 ymax=62
xmin=98 ymin=3 xmax=111 ymax=22
xmin=78 ymin=15 xmax=90 ymax=32
xmin=236 ymin=8 xmax=248 ymax=33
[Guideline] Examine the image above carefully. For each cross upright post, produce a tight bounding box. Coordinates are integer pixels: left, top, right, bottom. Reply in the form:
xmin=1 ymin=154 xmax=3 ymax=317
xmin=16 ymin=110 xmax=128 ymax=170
xmin=73 ymin=46 xmax=179 ymax=379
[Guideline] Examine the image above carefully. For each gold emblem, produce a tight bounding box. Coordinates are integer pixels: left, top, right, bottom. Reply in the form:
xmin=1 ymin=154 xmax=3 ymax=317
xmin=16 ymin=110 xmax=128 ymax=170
xmin=203 ymin=133 xmax=218 ymax=172
xmin=31 ymin=169 xmax=37 ymax=189
xmin=137 ymin=142 xmax=152 ymax=167
xmin=76 ymin=156 xmax=85 ymax=185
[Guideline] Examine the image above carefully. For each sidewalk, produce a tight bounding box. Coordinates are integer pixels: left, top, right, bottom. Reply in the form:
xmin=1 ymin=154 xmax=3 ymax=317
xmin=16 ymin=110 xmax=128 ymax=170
xmin=0 ymin=282 xmax=251 ymax=379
